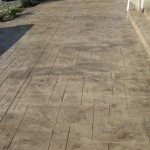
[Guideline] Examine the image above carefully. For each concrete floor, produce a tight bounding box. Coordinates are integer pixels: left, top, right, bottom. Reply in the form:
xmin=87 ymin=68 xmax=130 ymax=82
xmin=0 ymin=0 xmax=150 ymax=149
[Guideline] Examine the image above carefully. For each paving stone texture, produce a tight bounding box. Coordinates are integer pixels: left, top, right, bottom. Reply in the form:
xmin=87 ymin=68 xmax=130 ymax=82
xmin=0 ymin=0 xmax=150 ymax=149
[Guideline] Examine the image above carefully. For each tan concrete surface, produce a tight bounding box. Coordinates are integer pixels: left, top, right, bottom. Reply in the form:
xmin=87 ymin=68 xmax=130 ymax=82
xmin=0 ymin=0 xmax=150 ymax=149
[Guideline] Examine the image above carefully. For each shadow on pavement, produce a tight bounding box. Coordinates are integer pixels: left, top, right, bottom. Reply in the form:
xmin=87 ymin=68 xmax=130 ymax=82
xmin=0 ymin=24 xmax=33 ymax=55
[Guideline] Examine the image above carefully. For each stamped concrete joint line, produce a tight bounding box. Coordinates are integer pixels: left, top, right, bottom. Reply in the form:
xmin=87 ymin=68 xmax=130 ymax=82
xmin=0 ymin=0 xmax=150 ymax=149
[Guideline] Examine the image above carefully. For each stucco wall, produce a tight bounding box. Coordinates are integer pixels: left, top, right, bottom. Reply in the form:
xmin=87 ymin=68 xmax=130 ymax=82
xmin=131 ymin=0 xmax=141 ymax=9
xmin=142 ymin=0 xmax=150 ymax=8
xmin=131 ymin=0 xmax=150 ymax=10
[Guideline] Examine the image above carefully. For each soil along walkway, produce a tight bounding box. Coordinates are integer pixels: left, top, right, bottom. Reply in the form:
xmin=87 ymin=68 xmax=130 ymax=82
xmin=0 ymin=0 xmax=150 ymax=149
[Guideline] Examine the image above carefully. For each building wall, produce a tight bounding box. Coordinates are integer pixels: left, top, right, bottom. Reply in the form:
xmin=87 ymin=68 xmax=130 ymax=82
xmin=142 ymin=0 xmax=150 ymax=9
xmin=131 ymin=0 xmax=141 ymax=10
xmin=131 ymin=0 xmax=150 ymax=10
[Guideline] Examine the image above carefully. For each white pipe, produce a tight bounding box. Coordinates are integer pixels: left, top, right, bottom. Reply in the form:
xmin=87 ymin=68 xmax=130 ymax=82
xmin=141 ymin=0 xmax=144 ymax=11
xmin=127 ymin=0 xmax=131 ymax=12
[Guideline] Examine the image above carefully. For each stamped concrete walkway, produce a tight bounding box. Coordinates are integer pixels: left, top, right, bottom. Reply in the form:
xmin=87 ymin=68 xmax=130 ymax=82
xmin=0 ymin=0 xmax=150 ymax=149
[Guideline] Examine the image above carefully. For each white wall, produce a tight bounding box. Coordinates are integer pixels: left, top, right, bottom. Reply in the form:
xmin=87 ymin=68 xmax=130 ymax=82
xmin=131 ymin=0 xmax=141 ymax=10
xmin=131 ymin=0 xmax=150 ymax=10
xmin=142 ymin=0 xmax=150 ymax=9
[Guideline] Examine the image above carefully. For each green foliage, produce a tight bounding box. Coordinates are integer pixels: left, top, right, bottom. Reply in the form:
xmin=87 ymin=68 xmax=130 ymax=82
xmin=1 ymin=0 xmax=14 ymax=1
xmin=20 ymin=0 xmax=31 ymax=7
xmin=20 ymin=0 xmax=40 ymax=8
xmin=0 ymin=0 xmax=41 ymax=21
xmin=0 ymin=6 xmax=22 ymax=22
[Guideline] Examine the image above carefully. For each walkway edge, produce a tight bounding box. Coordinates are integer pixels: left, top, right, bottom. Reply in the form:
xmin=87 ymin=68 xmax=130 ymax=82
xmin=145 ymin=9 xmax=150 ymax=20
xmin=128 ymin=12 xmax=150 ymax=56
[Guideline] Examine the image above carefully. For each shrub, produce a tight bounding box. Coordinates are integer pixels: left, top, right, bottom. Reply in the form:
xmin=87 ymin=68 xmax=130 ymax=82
xmin=1 ymin=0 xmax=15 ymax=1
xmin=0 ymin=6 xmax=22 ymax=22
xmin=20 ymin=0 xmax=40 ymax=8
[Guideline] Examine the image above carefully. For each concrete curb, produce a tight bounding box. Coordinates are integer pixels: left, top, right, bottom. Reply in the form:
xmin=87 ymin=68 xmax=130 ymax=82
xmin=128 ymin=12 xmax=150 ymax=56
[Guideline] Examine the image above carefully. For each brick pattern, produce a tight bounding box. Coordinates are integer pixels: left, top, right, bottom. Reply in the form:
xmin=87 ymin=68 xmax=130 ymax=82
xmin=0 ymin=0 xmax=150 ymax=149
